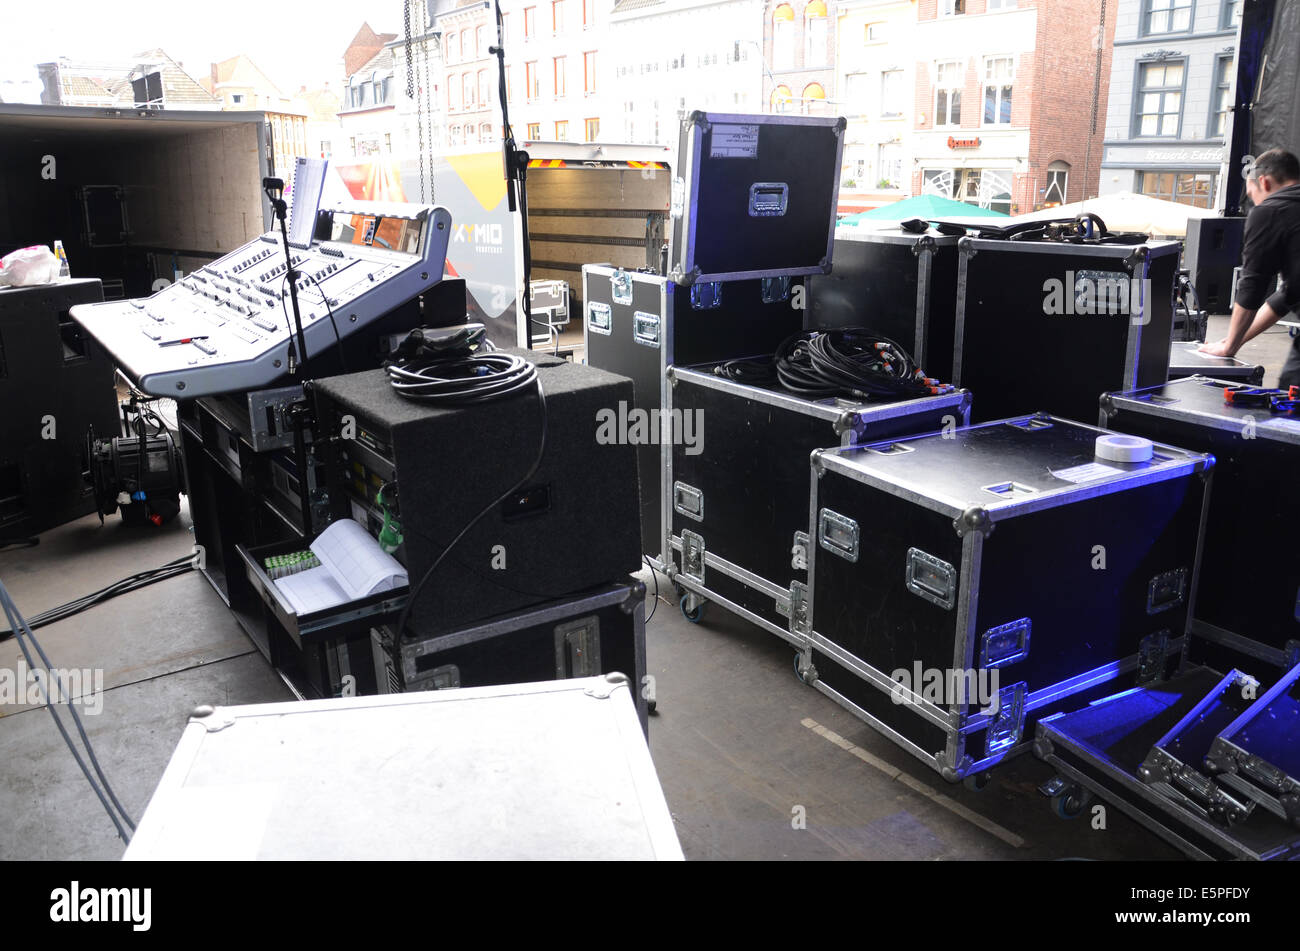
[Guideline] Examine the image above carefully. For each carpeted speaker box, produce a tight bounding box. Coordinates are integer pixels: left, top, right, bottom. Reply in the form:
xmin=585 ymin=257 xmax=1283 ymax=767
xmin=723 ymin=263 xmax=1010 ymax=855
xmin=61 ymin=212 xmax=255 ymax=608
xmin=311 ymin=350 xmax=642 ymax=638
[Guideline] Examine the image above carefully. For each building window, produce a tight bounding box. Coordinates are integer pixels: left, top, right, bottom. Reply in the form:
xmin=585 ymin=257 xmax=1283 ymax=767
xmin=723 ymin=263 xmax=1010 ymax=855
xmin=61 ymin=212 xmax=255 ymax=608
xmin=584 ymin=0 xmax=595 ymax=27
xmin=320 ymin=139 xmax=331 ymax=157
xmin=1133 ymin=59 xmax=1184 ymax=136
xmin=477 ymin=25 xmax=488 ymax=58
xmin=384 ymin=132 xmax=392 ymax=152
xmin=448 ymin=78 xmax=457 ymax=110
xmin=842 ymin=73 xmax=868 ymax=114
xmin=866 ymin=23 xmax=884 ymax=41
xmin=987 ymin=0 xmax=1017 ymax=9
xmin=463 ymin=72 xmax=475 ymax=108
xmin=1139 ymin=170 xmax=1216 ymax=207
xmin=983 ymin=56 xmax=1014 ymax=125
xmin=878 ymin=143 xmax=902 ymax=188
xmin=526 ymin=61 xmax=539 ymax=100
xmin=770 ymin=83 xmax=793 ymax=113
xmin=585 ymin=117 xmax=599 ymax=140
xmin=922 ymin=168 xmax=955 ymax=197
xmin=555 ymin=119 xmax=569 ymax=140
xmin=501 ymin=12 xmax=511 ymax=41
xmin=1211 ymin=54 xmax=1234 ymax=138
xmin=881 ymin=69 xmax=904 ymax=117
xmin=772 ymin=4 xmax=795 ymax=71
xmin=805 ymin=0 xmax=829 ymax=68
xmin=459 ymin=31 xmax=467 ymax=60
xmin=803 ymin=81 xmax=827 ymax=114
xmin=935 ymin=60 xmax=962 ymax=127
xmin=479 ymin=69 xmax=491 ymax=106
xmin=584 ymin=51 xmax=596 ymax=94
xmin=1221 ymin=0 xmax=1242 ymax=28
xmin=1044 ymin=161 xmax=1069 ymax=204
xmin=480 ymin=122 xmax=493 ymax=143
xmin=450 ymin=125 xmax=461 ymax=146
xmin=553 ymin=0 xmax=565 ymax=32
xmin=554 ymin=56 xmax=567 ymax=97
xmin=971 ymin=169 xmax=1013 ymax=214
xmin=446 ymin=31 xmax=457 ymax=63
xmin=231 ymin=93 xmax=244 ymax=104
xmin=524 ymin=6 xmax=536 ymax=38
xmin=527 ymin=122 xmax=541 ymax=139
xmin=1143 ymin=0 xmax=1193 ymax=35
xmin=940 ymin=0 xmax=966 ymax=16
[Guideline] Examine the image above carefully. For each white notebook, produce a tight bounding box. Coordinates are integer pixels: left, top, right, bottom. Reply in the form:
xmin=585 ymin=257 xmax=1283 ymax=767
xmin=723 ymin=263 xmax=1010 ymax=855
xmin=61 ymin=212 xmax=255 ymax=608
xmin=275 ymin=519 xmax=408 ymax=616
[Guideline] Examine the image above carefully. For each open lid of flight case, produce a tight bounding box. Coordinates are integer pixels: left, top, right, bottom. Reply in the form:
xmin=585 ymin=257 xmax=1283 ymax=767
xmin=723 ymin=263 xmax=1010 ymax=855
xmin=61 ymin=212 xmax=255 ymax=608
xmin=668 ymin=111 xmax=845 ymax=285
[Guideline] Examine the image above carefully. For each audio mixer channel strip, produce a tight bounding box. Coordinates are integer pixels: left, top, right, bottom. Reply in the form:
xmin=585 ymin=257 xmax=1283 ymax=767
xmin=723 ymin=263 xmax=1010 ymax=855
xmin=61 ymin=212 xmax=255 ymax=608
xmin=70 ymin=201 xmax=453 ymax=398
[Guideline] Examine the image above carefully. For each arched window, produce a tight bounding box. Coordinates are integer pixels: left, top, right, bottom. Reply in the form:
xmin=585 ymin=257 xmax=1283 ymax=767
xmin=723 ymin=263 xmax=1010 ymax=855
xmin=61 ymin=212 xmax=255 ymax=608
xmin=805 ymin=0 xmax=828 ymax=67
xmin=802 ymin=81 xmax=826 ymax=114
xmin=770 ymin=83 xmax=793 ymax=112
xmin=1044 ymin=160 xmax=1070 ymax=205
xmin=772 ymin=4 xmax=795 ymax=70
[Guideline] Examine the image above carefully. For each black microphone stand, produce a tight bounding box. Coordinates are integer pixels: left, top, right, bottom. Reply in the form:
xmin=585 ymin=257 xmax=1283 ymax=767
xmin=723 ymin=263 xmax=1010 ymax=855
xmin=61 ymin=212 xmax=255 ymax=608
xmin=488 ymin=0 xmax=535 ymax=349
xmin=263 ymin=177 xmax=311 ymax=375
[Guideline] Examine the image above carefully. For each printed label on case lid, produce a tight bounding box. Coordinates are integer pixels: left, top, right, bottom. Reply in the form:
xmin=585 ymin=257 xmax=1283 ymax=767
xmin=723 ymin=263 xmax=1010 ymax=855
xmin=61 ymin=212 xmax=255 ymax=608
xmin=710 ymin=124 xmax=760 ymax=159
xmin=1050 ymin=461 xmax=1125 ymax=484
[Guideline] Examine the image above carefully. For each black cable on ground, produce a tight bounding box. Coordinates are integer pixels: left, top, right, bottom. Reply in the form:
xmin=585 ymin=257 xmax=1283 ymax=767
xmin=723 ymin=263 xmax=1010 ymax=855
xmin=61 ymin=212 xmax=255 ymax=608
xmin=0 ymin=555 xmax=194 ymax=642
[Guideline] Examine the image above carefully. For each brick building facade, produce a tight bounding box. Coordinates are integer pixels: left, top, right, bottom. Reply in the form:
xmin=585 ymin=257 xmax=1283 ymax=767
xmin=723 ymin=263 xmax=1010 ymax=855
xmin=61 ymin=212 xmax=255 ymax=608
xmin=910 ymin=0 xmax=1116 ymax=214
xmin=762 ymin=0 xmax=839 ymax=113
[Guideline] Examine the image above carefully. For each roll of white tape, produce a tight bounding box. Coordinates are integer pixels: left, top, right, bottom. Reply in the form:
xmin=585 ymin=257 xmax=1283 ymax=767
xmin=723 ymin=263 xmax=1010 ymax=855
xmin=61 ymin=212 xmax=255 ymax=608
xmin=1095 ymin=433 xmax=1154 ymax=463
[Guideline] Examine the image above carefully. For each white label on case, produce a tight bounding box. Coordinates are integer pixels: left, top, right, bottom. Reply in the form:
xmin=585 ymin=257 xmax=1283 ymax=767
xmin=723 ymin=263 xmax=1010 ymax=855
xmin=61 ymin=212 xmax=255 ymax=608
xmin=710 ymin=123 xmax=760 ymax=159
xmin=670 ymin=177 xmax=685 ymax=218
xmin=1050 ymin=461 xmax=1125 ymax=484
xmin=1264 ymin=417 xmax=1300 ymax=434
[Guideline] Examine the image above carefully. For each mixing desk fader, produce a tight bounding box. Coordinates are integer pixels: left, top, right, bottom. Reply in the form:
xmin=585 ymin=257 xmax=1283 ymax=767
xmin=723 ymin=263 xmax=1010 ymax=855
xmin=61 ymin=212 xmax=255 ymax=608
xmin=71 ymin=201 xmax=453 ymax=398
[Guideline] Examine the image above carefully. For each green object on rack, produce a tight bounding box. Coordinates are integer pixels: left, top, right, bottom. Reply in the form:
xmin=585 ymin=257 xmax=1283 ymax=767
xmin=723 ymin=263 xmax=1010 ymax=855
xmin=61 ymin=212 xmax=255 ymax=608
xmin=377 ymin=483 xmax=404 ymax=555
xmin=263 ymin=551 xmax=320 ymax=580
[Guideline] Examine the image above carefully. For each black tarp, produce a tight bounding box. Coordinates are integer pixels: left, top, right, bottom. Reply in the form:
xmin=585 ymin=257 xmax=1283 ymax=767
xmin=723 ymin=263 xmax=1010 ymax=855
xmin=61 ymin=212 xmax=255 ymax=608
xmin=1251 ymin=0 xmax=1300 ymax=160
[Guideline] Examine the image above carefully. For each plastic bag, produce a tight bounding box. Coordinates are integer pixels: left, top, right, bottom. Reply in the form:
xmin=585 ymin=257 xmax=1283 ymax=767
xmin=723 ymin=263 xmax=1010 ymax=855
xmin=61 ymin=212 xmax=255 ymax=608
xmin=0 ymin=245 xmax=59 ymax=287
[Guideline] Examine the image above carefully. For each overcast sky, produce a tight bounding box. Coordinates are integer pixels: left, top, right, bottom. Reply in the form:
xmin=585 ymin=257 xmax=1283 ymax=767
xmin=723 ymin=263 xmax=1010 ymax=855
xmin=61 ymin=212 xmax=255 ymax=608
xmin=0 ymin=0 xmax=404 ymax=97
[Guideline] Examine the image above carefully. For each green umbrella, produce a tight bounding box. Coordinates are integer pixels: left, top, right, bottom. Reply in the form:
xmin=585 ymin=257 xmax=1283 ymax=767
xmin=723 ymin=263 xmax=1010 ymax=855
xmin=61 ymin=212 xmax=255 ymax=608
xmin=840 ymin=194 xmax=1009 ymax=224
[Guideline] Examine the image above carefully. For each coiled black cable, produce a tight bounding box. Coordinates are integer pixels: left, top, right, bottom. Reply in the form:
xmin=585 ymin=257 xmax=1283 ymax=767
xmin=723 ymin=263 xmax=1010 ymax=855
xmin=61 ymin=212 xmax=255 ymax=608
xmin=387 ymin=349 xmax=538 ymax=404
xmin=775 ymin=328 xmax=940 ymax=401
xmin=714 ymin=355 xmax=778 ymax=385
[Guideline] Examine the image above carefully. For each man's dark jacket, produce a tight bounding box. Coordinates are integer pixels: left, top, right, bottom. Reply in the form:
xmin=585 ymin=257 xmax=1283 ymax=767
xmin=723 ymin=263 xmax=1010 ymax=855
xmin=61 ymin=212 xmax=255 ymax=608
xmin=1235 ymin=182 xmax=1300 ymax=316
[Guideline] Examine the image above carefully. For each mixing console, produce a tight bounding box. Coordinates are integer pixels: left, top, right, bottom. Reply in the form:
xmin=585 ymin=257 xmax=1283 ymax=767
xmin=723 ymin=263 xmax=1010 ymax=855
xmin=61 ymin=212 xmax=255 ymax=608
xmin=71 ymin=201 xmax=452 ymax=398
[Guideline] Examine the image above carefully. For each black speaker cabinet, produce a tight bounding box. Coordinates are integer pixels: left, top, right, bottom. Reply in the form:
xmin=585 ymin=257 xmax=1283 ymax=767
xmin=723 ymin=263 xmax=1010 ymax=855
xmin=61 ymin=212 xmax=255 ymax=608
xmin=0 ymin=279 xmax=119 ymax=536
xmin=312 ymin=350 xmax=642 ymax=639
xmin=1184 ymin=217 xmax=1245 ymax=315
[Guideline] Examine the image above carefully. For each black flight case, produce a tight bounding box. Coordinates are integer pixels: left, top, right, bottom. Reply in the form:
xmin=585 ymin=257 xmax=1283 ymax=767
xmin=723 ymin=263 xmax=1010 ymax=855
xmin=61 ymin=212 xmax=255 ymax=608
xmin=1101 ymin=375 xmax=1300 ymax=672
xmin=953 ymin=236 xmax=1181 ymax=424
xmin=582 ymin=266 xmax=808 ymax=565
xmin=665 ymin=364 xmax=969 ymax=648
xmin=805 ymin=414 xmax=1213 ymax=781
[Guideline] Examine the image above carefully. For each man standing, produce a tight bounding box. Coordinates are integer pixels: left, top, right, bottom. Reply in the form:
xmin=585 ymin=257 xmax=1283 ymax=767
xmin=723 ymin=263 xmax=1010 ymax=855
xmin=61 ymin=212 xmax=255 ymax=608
xmin=1199 ymin=148 xmax=1300 ymax=387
